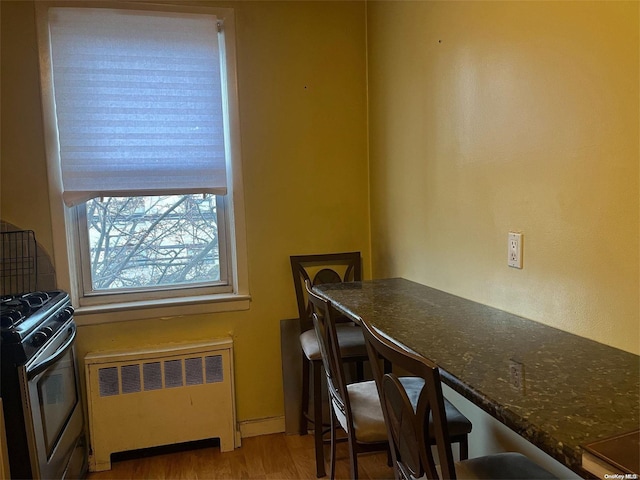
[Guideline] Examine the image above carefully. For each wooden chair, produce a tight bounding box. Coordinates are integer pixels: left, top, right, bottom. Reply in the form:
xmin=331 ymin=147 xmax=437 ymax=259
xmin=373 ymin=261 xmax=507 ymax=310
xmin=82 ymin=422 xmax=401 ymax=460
xmin=361 ymin=321 xmax=558 ymax=480
xmin=305 ymin=279 xmax=393 ymax=479
xmin=290 ymin=252 xmax=369 ymax=477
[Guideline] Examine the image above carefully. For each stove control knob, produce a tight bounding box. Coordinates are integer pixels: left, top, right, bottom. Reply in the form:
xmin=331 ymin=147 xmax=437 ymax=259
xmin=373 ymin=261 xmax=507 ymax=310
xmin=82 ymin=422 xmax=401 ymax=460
xmin=31 ymin=330 xmax=49 ymax=347
xmin=32 ymin=326 xmax=54 ymax=346
xmin=57 ymin=306 xmax=74 ymax=322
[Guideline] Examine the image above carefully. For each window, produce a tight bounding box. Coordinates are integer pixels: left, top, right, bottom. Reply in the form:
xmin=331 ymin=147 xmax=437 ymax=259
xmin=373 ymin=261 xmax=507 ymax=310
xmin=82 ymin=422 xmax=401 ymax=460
xmin=37 ymin=3 xmax=248 ymax=318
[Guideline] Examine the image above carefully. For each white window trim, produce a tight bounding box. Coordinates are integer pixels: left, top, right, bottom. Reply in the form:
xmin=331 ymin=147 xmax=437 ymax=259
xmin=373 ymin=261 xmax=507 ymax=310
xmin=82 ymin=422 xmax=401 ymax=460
xmin=36 ymin=2 xmax=250 ymax=324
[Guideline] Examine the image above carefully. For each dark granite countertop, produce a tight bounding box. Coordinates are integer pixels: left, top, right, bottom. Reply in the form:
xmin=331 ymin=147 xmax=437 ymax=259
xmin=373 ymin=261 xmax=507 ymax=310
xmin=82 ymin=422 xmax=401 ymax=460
xmin=315 ymin=278 xmax=640 ymax=474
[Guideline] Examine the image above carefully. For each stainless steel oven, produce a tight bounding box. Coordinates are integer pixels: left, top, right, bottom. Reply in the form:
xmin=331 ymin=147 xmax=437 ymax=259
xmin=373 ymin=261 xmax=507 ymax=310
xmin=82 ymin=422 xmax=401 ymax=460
xmin=1 ymin=291 xmax=87 ymax=479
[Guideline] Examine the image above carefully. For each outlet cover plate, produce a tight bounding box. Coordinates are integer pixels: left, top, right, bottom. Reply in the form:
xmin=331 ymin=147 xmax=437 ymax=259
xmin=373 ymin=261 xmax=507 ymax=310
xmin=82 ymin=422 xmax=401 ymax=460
xmin=508 ymin=232 xmax=523 ymax=268
xmin=509 ymin=359 xmax=525 ymax=393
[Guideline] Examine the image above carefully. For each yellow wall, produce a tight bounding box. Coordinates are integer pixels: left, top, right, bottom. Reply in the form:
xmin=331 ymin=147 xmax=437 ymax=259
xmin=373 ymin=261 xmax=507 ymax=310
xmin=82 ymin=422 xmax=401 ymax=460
xmin=367 ymin=1 xmax=639 ymax=354
xmin=0 ymin=1 xmax=369 ymax=424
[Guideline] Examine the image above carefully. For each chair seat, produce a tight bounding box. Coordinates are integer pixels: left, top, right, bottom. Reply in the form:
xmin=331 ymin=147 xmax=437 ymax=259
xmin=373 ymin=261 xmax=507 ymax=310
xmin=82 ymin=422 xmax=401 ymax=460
xmin=342 ymin=380 xmax=390 ymax=443
xmin=300 ymin=324 xmax=367 ymax=361
xmin=400 ymin=377 xmax=473 ymax=438
xmin=341 ymin=378 xmax=470 ymax=444
xmin=454 ymin=452 xmax=557 ymax=479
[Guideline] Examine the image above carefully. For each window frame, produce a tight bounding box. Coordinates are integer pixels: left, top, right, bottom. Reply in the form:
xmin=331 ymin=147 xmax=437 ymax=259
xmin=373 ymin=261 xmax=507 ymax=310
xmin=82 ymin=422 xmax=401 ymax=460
xmin=36 ymin=2 xmax=250 ymax=324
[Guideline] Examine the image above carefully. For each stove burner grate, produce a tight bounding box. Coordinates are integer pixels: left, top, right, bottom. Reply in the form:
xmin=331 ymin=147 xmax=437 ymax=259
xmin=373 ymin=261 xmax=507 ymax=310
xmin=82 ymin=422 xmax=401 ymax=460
xmin=0 ymin=291 xmax=56 ymax=332
xmin=0 ymin=309 xmax=24 ymax=329
xmin=19 ymin=291 xmax=51 ymax=308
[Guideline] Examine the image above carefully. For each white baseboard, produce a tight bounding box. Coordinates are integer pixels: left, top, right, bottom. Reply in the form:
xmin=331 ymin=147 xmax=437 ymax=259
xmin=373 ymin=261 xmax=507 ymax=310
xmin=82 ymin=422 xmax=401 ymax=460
xmin=239 ymin=416 xmax=286 ymax=438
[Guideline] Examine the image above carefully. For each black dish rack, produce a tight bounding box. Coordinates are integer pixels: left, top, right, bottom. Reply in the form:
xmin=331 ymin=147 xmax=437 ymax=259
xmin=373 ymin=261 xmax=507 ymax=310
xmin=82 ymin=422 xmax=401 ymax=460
xmin=0 ymin=230 xmax=38 ymax=296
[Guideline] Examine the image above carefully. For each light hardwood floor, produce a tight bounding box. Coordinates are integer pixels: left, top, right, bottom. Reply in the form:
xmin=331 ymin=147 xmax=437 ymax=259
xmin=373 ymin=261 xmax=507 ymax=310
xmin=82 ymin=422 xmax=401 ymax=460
xmin=87 ymin=433 xmax=394 ymax=480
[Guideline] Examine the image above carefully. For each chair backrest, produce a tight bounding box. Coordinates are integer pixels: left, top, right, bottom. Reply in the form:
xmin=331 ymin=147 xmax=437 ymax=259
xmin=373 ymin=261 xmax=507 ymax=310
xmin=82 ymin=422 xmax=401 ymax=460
xmin=304 ymin=280 xmax=354 ymax=432
xmin=290 ymin=252 xmax=362 ymax=331
xmin=361 ymin=321 xmax=457 ymax=480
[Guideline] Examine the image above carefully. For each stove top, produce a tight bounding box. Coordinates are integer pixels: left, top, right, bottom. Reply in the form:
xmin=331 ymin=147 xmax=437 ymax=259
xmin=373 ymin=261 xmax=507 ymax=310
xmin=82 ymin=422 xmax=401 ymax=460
xmin=1 ymin=292 xmax=54 ymax=328
xmin=0 ymin=290 xmax=72 ymax=347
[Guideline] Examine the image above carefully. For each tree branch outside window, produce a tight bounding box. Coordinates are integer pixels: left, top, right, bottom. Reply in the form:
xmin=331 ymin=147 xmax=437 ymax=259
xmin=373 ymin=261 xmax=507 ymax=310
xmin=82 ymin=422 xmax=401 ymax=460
xmin=85 ymin=194 xmax=220 ymax=290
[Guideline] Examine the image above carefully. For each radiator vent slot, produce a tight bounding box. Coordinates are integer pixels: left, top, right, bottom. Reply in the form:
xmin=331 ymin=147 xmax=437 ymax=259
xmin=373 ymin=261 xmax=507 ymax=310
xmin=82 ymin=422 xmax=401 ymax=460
xmin=98 ymin=367 xmax=119 ymax=397
xmin=86 ymin=339 xmax=237 ymax=472
xmin=121 ymin=364 xmax=141 ymax=394
xmin=143 ymin=362 xmax=162 ymax=391
xmin=206 ymin=355 xmax=224 ymax=383
xmin=164 ymin=359 xmax=183 ymax=388
xmin=185 ymin=357 xmax=203 ymax=386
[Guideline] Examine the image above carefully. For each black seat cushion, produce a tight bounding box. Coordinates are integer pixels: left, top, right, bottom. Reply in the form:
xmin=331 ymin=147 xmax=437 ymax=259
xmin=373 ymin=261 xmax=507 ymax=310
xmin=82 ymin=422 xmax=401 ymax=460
xmin=400 ymin=376 xmax=473 ymax=438
xmin=455 ymin=452 xmax=557 ymax=479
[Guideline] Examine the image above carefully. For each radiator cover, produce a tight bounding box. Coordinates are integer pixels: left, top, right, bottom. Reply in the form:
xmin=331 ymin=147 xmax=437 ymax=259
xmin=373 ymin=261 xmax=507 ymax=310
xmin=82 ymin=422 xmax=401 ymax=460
xmin=85 ymin=338 xmax=237 ymax=472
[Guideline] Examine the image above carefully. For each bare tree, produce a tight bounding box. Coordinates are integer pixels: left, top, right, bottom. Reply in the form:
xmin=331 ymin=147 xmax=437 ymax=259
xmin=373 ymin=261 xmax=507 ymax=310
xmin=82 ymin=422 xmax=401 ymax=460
xmin=86 ymin=195 xmax=220 ymax=290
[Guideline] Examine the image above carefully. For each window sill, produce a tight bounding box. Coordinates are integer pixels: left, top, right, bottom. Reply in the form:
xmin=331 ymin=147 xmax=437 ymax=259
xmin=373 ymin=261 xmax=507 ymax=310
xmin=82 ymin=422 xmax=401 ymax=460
xmin=73 ymin=293 xmax=251 ymax=326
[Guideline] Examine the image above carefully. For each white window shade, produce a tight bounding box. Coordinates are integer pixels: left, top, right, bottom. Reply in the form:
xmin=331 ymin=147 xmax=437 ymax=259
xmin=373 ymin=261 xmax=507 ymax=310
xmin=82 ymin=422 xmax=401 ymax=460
xmin=48 ymin=8 xmax=227 ymax=207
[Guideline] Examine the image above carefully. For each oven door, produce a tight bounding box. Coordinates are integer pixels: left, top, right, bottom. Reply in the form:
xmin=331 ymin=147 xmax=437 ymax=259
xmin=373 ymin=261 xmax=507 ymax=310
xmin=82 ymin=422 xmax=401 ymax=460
xmin=20 ymin=322 xmax=86 ymax=479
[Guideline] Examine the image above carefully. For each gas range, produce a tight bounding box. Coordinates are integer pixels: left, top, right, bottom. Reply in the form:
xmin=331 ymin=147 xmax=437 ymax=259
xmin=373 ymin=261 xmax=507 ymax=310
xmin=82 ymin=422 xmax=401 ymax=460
xmin=1 ymin=289 xmax=86 ymax=479
xmin=0 ymin=290 xmax=73 ymax=364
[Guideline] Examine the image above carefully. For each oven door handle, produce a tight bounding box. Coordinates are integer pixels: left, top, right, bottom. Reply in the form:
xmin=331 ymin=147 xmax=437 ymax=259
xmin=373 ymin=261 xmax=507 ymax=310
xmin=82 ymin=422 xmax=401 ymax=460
xmin=27 ymin=325 xmax=77 ymax=379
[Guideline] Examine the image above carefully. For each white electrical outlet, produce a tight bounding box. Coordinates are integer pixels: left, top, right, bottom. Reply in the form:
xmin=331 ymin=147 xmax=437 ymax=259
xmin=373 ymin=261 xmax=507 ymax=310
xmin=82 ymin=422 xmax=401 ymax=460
xmin=508 ymin=232 xmax=522 ymax=268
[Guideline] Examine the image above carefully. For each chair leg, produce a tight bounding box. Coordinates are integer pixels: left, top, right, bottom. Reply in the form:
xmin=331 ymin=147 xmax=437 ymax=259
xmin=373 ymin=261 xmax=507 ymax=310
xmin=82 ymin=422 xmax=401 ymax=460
xmin=459 ymin=435 xmax=469 ymax=460
xmin=389 ymin=446 xmax=401 ymax=480
xmin=312 ymin=361 xmax=326 ymax=478
xmin=329 ymin=406 xmax=337 ymax=480
xmin=300 ymin=355 xmax=311 ymax=435
xmin=348 ymin=432 xmax=359 ymax=480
